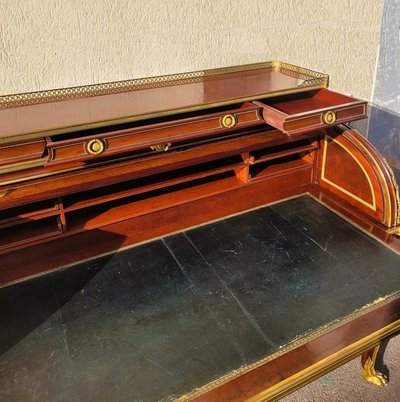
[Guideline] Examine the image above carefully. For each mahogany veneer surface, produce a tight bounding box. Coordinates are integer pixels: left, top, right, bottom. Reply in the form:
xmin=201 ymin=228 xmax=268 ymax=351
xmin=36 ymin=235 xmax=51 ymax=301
xmin=0 ymin=68 xmax=306 ymax=140
xmin=1 ymin=196 xmax=399 ymax=401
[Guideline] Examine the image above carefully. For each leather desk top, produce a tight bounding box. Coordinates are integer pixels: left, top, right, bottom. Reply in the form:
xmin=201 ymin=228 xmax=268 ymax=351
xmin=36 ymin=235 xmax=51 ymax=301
xmin=0 ymin=196 xmax=399 ymax=401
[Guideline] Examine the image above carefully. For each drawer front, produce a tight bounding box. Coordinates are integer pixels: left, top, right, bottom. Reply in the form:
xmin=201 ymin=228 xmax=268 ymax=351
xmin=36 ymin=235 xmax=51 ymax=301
xmin=0 ymin=139 xmax=45 ymax=166
xmin=45 ymin=106 xmax=263 ymax=166
xmin=282 ymin=104 xmax=367 ymax=135
xmin=253 ymin=89 xmax=368 ymax=136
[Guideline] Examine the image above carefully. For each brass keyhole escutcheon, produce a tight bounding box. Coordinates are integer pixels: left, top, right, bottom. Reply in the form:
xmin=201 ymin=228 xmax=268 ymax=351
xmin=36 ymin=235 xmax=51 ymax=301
xmin=220 ymin=114 xmax=236 ymax=129
xmin=323 ymin=110 xmax=337 ymax=125
xmin=86 ymin=139 xmax=106 ymax=155
xmin=150 ymin=143 xmax=172 ymax=152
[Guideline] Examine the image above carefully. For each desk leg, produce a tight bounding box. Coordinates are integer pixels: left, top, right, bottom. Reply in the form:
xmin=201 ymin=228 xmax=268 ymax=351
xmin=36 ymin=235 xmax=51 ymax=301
xmin=361 ymin=344 xmax=388 ymax=387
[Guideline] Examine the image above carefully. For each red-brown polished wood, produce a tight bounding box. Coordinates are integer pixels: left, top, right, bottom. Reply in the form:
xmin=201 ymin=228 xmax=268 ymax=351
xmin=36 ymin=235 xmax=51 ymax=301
xmin=0 ymin=65 xmax=307 ymax=140
xmin=254 ymin=89 xmax=367 ymax=136
xmin=0 ymin=62 xmax=400 ymax=402
xmin=316 ymin=126 xmax=400 ymax=228
xmin=189 ymin=297 xmax=400 ymax=402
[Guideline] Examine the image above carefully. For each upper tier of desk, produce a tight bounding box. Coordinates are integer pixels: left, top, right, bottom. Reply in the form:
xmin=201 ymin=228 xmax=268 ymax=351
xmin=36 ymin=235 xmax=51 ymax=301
xmin=0 ymin=61 xmax=328 ymax=141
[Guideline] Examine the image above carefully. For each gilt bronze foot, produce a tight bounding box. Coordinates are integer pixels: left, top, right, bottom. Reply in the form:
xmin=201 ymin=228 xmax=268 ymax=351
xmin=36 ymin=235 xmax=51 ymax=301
xmin=361 ymin=345 xmax=388 ymax=387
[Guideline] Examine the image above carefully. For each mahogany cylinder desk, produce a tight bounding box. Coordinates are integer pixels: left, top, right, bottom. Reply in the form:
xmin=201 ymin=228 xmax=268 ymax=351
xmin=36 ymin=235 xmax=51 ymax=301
xmin=0 ymin=61 xmax=399 ymax=401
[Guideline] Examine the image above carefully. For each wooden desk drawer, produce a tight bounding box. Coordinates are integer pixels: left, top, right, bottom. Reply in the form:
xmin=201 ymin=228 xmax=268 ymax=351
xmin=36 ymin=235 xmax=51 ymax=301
xmin=0 ymin=139 xmax=45 ymax=166
xmin=45 ymin=104 xmax=263 ymax=166
xmin=253 ymin=89 xmax=367 ymax=136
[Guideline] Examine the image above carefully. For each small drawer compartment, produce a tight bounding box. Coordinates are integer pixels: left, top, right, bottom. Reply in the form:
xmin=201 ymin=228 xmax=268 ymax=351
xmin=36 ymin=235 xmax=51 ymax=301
xmin=0 ymin=215 xmax=63 ymax=251
xmin=253 ymin=89 xmax=367 ymax=136
xmin=45 ymin=104 xmax=263 ymax=166
xmin=0 ymin=138 xmax=46 ymax=166
xmin=0 ymin=199 xmax=59 ymax=228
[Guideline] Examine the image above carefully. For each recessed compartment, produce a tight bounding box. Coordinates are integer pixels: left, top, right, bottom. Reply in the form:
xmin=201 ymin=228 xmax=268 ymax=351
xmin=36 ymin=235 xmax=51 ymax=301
xmin=65 ymin=171 xmax=241 ymax=232
xmin=0 ymin=134 xmax=319 ymax=254
xmin=251 ymin=139 xmax=318 ymax=165
xmin=62 ymin=156 xmax=244 ymax=211
xmin=248 ymin=139 xmax=317 ymax=181
xmin=0 ymin=199 xmax=59 ymax=228
xmin=253 ymin=89 xmax=367 ymax=136
xmin=0 ymin=215 xmax=63 ymax=251
xmin=250 ymin=154 xmax=313 ymax=180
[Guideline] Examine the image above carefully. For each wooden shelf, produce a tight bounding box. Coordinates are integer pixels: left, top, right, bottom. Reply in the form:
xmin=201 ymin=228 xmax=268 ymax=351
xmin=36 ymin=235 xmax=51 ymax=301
xmin=0 ymin=200 xmax=60 ymax=229
xmin=63 ymin=157 xmax=244 ymax=212
xmin=0 ymin=216 xmax=63 ymax=251
xmin=66 ymin=173 xmax=243 ymax=232
xmin=250 ymin=156 xmax=314 ymax=181
xmin=251 ymin=142 xmax=318 ymax=165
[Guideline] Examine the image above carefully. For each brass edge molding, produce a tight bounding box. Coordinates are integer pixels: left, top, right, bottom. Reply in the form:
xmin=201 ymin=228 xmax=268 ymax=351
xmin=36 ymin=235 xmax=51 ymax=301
xmin=382 ymin=158 xmax=400 ymax=226
xmin=0 ymin=139 xmax=43 ymax=149
xmin=321 ymin=135 xmax=377 ymax=211
xmin=0 ymin=165 xmax=82 ymax=187
xmin=175 ymin=292 xmax=400 ymax=401
xmin=244 ymin=319 xmax=400 ymax=402
xmin=0 ymin=158 xmax=46 ymax=175
xmin=0 ymin=61 xmax=328 ymax=110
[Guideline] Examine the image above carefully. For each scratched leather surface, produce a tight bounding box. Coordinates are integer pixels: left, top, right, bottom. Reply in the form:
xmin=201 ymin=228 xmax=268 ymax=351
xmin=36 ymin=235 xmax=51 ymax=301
xmin=0 ymin=196 xmax=399 ymax=401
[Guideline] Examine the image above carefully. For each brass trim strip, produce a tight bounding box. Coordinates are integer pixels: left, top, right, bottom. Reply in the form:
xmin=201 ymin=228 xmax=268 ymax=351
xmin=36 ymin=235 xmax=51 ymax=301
xmin=382 ymin=159 xmax=400 ymax=225
xmin=245 ymin=319 xmax=400 ymax=402
xmin=0 ymin=165 xmax=83 ymax=187
xmin=0 ymin=139 xmax=43 ymax=149
xmin=0 ymin=158 xmax=46 ymax=175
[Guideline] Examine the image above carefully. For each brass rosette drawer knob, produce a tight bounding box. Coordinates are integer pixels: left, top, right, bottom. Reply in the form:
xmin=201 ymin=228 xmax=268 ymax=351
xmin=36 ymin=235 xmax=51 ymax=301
xmin=220 ymin=114 xmax=237 ymax=129
xmin=85 ymin=139 xmax=106 ymax=155
xmin=323 ymin=110 xmax=337 ymax=125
